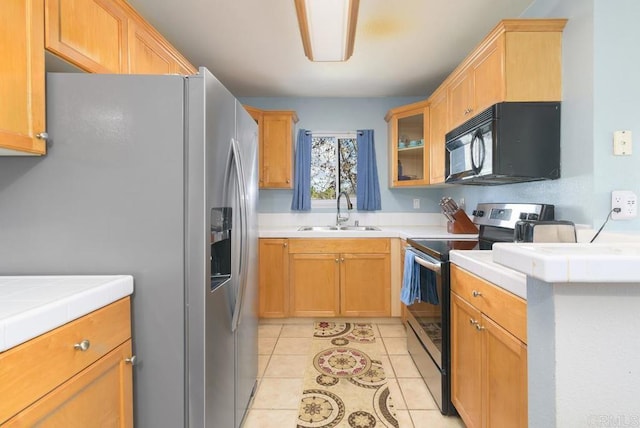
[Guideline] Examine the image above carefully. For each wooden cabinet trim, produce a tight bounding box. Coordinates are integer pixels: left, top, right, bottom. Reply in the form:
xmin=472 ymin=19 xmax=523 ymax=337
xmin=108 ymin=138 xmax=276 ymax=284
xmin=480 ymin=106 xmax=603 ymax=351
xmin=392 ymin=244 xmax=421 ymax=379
xmin=288 ymin=238 xmax=390 ymax=254
xmin=0 ymin=297 xmax=131 ymax=423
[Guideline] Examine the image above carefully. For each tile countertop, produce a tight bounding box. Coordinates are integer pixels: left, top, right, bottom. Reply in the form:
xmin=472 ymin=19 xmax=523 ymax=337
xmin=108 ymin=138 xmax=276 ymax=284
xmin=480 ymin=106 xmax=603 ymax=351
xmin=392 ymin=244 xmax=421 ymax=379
xmin=493 ymin=242 xmax=640 ymax=283
xmin=259 ymin=225 xmax=478 ymax=240
xmin=449 ymin=250 xmax=527 ymax=299
xmin=0 ymin=275 xmax=134 ymax=352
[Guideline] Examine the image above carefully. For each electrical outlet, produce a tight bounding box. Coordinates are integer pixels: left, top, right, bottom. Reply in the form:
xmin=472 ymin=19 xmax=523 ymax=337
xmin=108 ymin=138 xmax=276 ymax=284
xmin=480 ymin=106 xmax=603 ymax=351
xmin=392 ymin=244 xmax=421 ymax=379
xmin=612 ymin=190 xmax=638 ymax=220
xmin=413 ymin=198 xmax=420 ymax=209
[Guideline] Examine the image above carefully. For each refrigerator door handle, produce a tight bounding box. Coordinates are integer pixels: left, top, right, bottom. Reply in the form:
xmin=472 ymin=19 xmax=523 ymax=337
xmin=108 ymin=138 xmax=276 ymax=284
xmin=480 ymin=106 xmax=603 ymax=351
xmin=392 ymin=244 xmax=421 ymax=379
xmin=230 ymin=138 xmax=249 ymax=332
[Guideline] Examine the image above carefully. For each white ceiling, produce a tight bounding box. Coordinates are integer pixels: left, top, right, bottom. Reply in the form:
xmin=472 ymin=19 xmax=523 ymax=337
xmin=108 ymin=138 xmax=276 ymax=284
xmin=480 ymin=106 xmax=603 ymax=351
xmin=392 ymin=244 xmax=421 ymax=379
xmin=127 ymin=0 xmax=534 ymax=98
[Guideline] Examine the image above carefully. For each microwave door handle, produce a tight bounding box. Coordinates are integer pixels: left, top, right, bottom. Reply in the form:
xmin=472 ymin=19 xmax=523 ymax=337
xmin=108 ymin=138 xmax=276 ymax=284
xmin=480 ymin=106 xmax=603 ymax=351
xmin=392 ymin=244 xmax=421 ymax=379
xmin=470 ymin=129 xmax=485 ymax=174
xmin=470 ymin=131 xmax=480 ymax=174
xmin=476 ymin=130 xmax=486 ymax=172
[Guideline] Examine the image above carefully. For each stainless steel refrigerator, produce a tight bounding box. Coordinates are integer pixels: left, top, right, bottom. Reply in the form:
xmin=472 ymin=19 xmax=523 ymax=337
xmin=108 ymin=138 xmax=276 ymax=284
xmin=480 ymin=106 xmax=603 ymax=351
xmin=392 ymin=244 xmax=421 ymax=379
xmin=0 ymin=68 xmax=258 ymax=428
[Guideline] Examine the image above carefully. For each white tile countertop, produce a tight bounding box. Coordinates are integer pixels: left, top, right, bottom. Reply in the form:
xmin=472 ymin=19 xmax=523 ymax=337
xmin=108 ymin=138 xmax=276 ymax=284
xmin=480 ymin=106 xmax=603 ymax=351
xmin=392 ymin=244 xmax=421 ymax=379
xmin=259 ymin=224 xmax=478 ymax=239
xmin=258 ymin=212 xmax=478 ymax=239
xmin=449 ymin=250 xmax=527 ymax=299
xmin=493 ymin=242 xmax=640 ymax=283
xmin=0 ymin=275 xmax=134 ymax=352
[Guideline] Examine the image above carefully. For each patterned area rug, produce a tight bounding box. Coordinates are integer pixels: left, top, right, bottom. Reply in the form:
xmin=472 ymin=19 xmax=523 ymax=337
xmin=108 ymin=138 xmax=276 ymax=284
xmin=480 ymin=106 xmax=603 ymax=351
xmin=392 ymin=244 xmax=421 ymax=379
xmin=297 ymin=322 xmax=399 ymax=428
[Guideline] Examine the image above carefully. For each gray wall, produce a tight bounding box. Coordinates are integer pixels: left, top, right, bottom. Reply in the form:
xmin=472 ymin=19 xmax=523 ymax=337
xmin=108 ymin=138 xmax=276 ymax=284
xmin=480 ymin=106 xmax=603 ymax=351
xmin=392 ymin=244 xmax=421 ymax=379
xmin=245 ymin=0 xmax=640 ymax=231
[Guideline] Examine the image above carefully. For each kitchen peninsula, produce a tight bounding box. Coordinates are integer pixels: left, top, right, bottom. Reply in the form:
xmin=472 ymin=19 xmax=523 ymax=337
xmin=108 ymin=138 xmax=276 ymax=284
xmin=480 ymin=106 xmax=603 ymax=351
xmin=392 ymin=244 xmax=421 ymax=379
xmin=493 ymin=243 xmax=640 ymax=428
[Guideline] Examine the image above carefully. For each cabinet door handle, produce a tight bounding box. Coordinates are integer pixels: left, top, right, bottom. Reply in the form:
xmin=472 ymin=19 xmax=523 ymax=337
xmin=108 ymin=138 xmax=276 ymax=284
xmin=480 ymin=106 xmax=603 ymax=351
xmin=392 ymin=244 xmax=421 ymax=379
xmin=283 ymin=242 xmax=288 ymax=247
xmin=286 ymin=179 xmax=290 ymax=183
xmin=472 ymin=290 xmax=482 ymax=297
xmin=340 ymin=257 xmax=345 ymax=262
xmin=36 ymin=132 xmax=49 ymax=140
xmin=469 ymin=318 xmax=478 ymax=326
xmin=475 ymin=324 xmax=485 ymax=331
xmin=125 ymin=355 xmax=137 ymax=365
xmin=74 ymin=339 xmax=91 ymax=352
xmin=335 ymin=258 xmax=339 ymax=263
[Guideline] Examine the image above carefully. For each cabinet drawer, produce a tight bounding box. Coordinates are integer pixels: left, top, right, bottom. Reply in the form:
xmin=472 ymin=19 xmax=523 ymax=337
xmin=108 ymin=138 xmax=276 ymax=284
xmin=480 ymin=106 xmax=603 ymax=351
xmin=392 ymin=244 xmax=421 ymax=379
xmin=451 ymin=265 xmax=526 ymax=343
xmin=0 ymin=297 xmax=131 ymax=423
xmin=451 ymin=264 xmax=489 ymax=311
xmin=288 ymin=238 xmax=390 ymax=254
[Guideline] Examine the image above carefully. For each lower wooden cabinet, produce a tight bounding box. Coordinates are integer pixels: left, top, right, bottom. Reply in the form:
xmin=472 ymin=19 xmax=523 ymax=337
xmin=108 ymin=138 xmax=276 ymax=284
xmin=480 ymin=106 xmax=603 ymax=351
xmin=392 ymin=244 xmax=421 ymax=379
xmin=258 ymin=238 xmax=392 ymax=318
xmin=0 ymin=297 xmax=134 ymax=426
xmin=451 ymin=265 xmax=527 ymax=428
xmin=5 ymin=340 xmax=133 ymax=427
xmin=341 ymin=253 xmax=391 ymax=317
xmin=259 ymin=238 xmax=290 ymax=317
xmin=290 ymin=252 xmax=341 ymax=317
xmin=288 ymin=239 xmax=391 ymax=317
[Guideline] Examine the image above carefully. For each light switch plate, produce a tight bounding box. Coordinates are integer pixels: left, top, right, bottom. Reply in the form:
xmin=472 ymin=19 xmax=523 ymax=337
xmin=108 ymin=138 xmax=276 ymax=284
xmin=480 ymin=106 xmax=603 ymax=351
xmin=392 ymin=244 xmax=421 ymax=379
xmin=613 ymin=130 xmax=632 ymax=155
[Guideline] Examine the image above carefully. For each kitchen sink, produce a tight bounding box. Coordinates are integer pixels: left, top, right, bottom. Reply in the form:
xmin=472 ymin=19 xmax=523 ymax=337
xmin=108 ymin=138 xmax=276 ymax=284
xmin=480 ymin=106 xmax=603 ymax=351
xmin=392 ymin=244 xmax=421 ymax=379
xmin=297 ymin=225 xmax=380 ymax=231
xmin=297 ymin=226 xmax=339 ymax=231
xmin=338 ymin=226 xmax=380 ymax=231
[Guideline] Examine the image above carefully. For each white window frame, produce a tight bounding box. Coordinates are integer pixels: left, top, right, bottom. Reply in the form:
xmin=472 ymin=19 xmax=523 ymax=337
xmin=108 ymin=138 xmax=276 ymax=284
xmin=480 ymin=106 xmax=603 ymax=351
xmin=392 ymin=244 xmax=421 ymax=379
xmin=310 ymin=131 xmax=358 ymax=209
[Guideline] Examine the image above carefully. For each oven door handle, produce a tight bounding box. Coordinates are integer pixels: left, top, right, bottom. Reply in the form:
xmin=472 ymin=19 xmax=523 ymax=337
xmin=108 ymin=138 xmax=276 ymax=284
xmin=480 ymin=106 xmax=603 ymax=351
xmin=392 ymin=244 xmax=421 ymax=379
xmin=414 ymin=256 xmax=442 ymax=274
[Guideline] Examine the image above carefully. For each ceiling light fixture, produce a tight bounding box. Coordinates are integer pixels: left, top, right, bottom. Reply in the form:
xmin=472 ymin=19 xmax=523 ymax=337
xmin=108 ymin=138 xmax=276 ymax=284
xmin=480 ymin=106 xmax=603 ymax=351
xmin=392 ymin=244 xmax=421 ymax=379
xmin=294 ymin=0 xmax=360 ymax=62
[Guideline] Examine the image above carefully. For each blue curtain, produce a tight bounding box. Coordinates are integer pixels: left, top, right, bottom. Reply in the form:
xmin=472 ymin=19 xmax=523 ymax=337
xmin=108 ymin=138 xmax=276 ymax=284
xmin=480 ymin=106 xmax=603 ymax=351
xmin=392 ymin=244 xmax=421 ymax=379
xmin=291 ymin=129 xmax=311 ymax=211
xmin=356 ymin=129 xmax=382 ymax=211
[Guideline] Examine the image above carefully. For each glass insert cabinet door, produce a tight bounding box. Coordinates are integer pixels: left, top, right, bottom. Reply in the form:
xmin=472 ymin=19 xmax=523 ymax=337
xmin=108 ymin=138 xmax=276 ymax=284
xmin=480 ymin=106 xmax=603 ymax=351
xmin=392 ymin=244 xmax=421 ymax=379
xmin=386 ymin=100 xmax=430 ymax=187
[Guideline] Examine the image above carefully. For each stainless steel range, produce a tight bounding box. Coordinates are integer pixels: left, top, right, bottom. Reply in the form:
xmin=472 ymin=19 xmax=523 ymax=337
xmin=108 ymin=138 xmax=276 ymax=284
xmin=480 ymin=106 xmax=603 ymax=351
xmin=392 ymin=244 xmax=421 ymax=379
xmin=404 ymin=202 xmax=555 ymax=415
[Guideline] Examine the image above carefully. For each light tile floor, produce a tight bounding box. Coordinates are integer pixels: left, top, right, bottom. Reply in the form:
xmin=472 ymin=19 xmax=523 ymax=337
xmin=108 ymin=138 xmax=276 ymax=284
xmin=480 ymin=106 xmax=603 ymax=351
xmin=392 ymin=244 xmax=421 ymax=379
xmin=242 ymin=318 xmax=466 ymax=428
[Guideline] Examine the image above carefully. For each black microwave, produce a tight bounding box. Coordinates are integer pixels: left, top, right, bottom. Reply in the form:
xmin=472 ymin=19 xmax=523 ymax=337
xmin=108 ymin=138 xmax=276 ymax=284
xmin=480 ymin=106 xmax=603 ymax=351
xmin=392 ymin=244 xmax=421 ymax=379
xmin=445 ymin=102 xmax=561 ymax=185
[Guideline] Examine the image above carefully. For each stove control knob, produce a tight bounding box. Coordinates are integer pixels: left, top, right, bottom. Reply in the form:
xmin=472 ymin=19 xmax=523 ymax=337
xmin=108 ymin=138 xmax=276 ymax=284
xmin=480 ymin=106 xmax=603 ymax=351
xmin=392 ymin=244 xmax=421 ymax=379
xmin=519 ymin=212 xmax=528 ymax=220
xmin=472 ymin=210 xmax=478 ymax=216
xmin=476 ymin=210 xmax=485 ymax=217
xmin=528 ymin=213 xmax=539 ymax=220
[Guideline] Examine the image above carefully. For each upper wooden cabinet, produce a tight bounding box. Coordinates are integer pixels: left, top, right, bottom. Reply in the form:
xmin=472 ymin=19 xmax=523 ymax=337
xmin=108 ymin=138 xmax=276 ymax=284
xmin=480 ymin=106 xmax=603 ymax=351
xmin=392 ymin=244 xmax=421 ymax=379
xmin=0 ymin=0 xmax=47 ymax=155
xmin=385 ymin=100 xmax=430 ymax=187
xmin=243 ymin=106 xmax=298 ymax=189
xmin=261 ymin=111 xmax=299 ymax=189
xmin=446 ymin=19 xmax=566 ymax=129
xmin=428 ymin=87 xmax=448 ymax=185
xmin=126 ymin=11 xmax=195 ymax=75
xmin=45 ymin=0 xmax=196 ymax=75
xmin=45 ymin=0 xmax=129 ymax=73
xmin=2 ymin=0 xmax=195 ymax=155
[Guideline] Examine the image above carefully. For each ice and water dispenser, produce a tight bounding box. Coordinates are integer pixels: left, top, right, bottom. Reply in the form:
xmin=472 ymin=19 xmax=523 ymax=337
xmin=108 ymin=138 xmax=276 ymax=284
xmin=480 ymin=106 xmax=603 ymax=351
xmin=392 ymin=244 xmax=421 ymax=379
xmin=210 ymin=207 xmax=232 ymax=291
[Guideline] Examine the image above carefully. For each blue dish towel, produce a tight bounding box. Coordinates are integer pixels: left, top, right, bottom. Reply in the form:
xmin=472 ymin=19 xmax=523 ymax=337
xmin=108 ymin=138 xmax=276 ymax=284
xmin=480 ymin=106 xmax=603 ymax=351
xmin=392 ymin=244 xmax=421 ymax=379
xmin=419 ymin=266 xmax=439 ymax=305
xmin=401 ymin=249 xmax=421 ymax=305
xmin=401 ymin=248 xmax=440 ymax=306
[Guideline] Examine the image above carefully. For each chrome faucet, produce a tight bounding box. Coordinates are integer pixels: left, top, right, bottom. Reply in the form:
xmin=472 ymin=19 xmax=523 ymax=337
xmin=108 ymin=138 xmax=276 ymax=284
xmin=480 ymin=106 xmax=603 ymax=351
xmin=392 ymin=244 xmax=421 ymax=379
xmin=336 ymin=191 xmax=353 ymax=226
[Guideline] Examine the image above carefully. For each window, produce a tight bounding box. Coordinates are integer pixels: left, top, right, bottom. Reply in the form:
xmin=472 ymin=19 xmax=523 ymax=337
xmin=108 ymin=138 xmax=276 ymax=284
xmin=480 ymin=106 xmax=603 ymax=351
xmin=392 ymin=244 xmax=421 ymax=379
xmin=310 ymin=133 xmax=357 ymax=205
